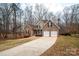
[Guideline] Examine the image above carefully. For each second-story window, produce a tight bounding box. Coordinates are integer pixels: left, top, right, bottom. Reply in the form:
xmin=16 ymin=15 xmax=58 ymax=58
xmin=48 ymin=21 xmax=52 ymax=27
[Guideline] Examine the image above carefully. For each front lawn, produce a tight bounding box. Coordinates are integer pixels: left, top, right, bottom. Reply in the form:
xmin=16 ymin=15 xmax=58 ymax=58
xmin=41 ymin=35 xmax=79 ymax=56
xmin=0 ymin=36 xmax=39 ymax=52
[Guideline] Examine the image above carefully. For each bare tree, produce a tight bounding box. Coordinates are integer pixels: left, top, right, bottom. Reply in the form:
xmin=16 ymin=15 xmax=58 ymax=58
xmin=70 ymin=4 xmax=79 ymax=33
xmin=0 ymin=3 xmax=23 ymax=39
xmin=34 ymin=4 xmax=48 ymax=21
xmin=11 ymin=3 xmax=23 ymax=38
xmin=0 ymin=3 xmax=12 ymax=38
xmin=62 ymin=4 xmax=79 ymax=34
xmin=24 ymin=4 xmax=33 ymax=25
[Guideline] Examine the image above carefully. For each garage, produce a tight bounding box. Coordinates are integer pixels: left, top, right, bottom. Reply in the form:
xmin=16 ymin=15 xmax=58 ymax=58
xmin=40 ymin=20 xmax=60 ymax=37
xmin=43 ymin=31 xmax=49 ymax=36
xmin=51 ymin=31 xmax=58 ymax=36
xmin=43 ymin=31 xmax=58 ymax=37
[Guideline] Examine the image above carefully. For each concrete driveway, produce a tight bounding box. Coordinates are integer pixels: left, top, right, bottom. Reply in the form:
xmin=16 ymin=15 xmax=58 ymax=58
xmin=0 ymin=36 xmax=57 ymax=56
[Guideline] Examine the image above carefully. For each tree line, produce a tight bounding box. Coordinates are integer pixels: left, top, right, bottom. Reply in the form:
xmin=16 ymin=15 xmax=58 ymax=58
xmin=0 ymin=3 xmax=79 ymax=39
xmin=59 ymin=4 xmax=79 ymax=35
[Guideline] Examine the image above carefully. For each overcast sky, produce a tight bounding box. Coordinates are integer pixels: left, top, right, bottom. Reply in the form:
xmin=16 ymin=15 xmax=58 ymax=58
xmin=20 ymin=0 xmax=79 ymax=14
xmin=1 ymin=0 xmax=79 ymax=13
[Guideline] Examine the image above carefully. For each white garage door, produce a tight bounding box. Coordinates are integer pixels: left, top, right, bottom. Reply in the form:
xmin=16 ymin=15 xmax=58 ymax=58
xmin=43 ymin=31 xmax=58 ymax=37
xmin=43 ymin=31 xmax=49 ymax=36
xmin=51 ymin=31 xmax=58 ymax=36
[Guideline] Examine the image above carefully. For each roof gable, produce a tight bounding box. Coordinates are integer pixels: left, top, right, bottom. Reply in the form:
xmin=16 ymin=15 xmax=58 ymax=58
xmin=43 ymin=20 xmax=60 ymax=29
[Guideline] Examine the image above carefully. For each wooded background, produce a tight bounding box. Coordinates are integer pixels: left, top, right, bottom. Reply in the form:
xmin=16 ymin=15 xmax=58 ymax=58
xmin=0 ymin=3 xmax=79 ymax=39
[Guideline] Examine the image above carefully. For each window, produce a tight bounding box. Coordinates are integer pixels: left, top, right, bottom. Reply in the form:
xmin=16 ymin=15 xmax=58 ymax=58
xmin=48 ymin=21 xmax=52 ymax=27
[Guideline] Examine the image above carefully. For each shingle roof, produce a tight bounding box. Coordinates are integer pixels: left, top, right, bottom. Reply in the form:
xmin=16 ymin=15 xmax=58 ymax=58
xmin=25 ymin=20 xmax=60 ymax=30
xmin=36 ymin=20 xmax=60 ymax=29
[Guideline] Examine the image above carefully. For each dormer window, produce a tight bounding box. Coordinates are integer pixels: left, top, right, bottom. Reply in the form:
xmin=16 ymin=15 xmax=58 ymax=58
xmin=48 ymin=21 xmax=52 ymax=27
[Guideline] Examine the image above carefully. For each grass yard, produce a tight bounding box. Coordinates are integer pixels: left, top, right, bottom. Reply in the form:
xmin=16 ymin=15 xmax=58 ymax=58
xmin=41 ymin=35 xmax=79 ymax=56
xmin=0 ymin=36 xmax=39 ymax=52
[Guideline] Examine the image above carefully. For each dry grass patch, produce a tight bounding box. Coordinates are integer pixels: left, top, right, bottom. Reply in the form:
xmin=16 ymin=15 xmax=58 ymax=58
xmin=0 ymin=36 xmax=39 ymax=51
xmin=41 ymin=35 xmax=79 ymax=56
